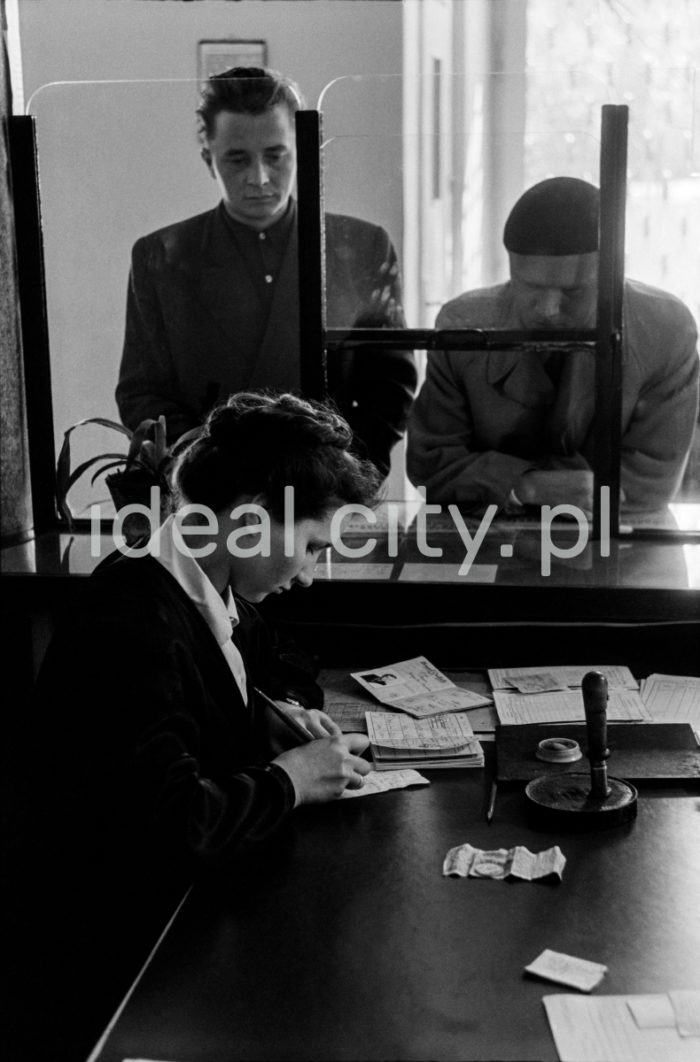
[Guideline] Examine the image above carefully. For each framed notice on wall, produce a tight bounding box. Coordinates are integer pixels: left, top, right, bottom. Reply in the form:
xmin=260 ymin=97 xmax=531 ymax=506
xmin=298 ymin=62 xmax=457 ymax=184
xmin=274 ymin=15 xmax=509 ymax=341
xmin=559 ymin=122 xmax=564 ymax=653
xmin=198 ymin=40 xmax=268 ymax=87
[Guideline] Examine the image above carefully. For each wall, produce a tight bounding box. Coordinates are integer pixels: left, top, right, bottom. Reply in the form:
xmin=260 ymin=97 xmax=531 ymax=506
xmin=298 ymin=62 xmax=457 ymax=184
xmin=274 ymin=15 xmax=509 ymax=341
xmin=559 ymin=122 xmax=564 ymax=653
xmin=17 ymin=0 xmax=405 ymax=511
xmin=1 ymin=11 xmax=32 ymax=542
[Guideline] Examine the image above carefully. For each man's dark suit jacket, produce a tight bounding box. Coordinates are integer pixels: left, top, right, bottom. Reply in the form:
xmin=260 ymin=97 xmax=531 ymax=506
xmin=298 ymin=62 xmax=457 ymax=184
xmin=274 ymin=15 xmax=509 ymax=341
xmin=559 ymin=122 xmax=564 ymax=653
xmin=116 ymin=203 xmax=417 ymax=474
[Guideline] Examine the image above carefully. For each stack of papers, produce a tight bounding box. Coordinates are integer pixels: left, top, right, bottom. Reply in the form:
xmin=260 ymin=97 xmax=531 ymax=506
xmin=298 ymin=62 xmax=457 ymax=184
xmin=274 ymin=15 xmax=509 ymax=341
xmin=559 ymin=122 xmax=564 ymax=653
xmin=353 ymin=656 xmax=492 ymax=718
xmin=365 ymin=711 xmax=484 ymax=770
xmin=487 ymin=665 xmax=650 ymax=725
xmin=489 ymin=664 xmax=639 ymax=693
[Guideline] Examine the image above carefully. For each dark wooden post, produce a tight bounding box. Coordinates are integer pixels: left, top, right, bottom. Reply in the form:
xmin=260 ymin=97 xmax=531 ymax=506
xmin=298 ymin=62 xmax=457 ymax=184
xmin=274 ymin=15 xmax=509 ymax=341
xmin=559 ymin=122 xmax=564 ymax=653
xmin=593 ymin=104 xmax=627 ymax=541
xmin=8 ymin=115 xmax=58 ymax=532
xmin=295 ymin=109 xmax=327 ymax=401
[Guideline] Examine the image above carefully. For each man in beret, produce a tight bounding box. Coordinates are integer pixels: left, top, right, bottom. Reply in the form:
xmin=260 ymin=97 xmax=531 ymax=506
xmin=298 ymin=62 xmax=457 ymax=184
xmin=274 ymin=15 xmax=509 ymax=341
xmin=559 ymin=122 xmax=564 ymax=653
xmin=407 ymin=177 xmax=699 ymax=513
xmin=116 ymin=67 xmax=416 ymax=479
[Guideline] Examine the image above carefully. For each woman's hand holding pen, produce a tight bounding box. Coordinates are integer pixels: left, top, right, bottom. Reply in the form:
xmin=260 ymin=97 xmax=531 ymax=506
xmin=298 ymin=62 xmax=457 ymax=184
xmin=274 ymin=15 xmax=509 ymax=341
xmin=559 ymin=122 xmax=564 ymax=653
xmin=273 ymin=733 xmax=371 ymax=806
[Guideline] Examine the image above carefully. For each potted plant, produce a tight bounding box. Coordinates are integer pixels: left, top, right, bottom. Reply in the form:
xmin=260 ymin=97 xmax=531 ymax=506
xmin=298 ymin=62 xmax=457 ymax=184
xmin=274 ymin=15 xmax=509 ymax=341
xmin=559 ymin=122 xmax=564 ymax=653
xmin=56 ymin=415 xmax=173 ymax=539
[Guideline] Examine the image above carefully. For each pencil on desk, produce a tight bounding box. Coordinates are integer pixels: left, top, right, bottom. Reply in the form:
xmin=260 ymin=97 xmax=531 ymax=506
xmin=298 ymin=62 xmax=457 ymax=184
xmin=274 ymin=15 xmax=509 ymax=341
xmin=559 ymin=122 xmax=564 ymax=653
xmin=487 ymin=781 xmax=498 ymax=824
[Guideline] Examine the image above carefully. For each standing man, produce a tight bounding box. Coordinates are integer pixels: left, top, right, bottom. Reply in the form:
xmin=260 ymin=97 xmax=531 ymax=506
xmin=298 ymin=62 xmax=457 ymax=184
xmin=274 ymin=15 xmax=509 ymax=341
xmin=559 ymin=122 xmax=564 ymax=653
xmin=116 ymin=67 xmax=417 ymax=478
xmin=407 ymin=177 xmax=699 ymax=513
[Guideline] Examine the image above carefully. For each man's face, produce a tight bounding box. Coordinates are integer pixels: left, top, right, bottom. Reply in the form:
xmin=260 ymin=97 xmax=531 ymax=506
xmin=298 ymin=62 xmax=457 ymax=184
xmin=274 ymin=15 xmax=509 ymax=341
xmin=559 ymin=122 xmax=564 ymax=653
xmin=201 ymin=103 xmax=297 ymax=230
xmin=509 ymin=251 xmax=599 ymax=329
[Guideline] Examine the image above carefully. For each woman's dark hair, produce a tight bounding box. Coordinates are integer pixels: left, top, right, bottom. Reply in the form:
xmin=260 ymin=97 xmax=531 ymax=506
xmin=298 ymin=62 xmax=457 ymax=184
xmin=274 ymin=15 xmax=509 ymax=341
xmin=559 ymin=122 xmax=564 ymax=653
xmin=196 ymin=66 xmax=305 ymax=144
xmin=173 ymin=391 xmax=381 ymax=520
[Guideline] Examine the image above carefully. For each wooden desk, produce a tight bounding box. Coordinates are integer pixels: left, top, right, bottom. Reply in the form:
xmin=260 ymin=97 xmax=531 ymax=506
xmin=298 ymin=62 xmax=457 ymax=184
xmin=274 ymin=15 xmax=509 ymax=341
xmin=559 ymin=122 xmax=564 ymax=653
xmin=91 ymin=760 xmax=700 ymax=1062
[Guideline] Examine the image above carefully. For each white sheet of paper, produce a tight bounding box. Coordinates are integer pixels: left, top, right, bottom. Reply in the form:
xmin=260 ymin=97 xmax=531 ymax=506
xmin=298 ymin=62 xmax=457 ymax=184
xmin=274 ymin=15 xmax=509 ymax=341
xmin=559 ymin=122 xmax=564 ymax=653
xmin=493 ymin=688 xmax=651 ymax=725
xmin=525 ymin=949 xmax=607 ymax=992
xmin=543 ymin=994 xmax=700 ymax=1062
xmin=627 ymin=995 xmax=677 ymax=1029
xmin=669 ymin=990 xmax=700 ymax=1037
xmin=339 ymin=768 xmax=429 ymax=798
xmin=488 ymin=665 xmax=638 ymax=691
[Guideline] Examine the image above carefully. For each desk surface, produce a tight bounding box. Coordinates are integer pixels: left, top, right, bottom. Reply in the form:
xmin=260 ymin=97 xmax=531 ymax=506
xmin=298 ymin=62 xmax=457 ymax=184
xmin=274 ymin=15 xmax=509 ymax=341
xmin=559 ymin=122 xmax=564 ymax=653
xmin=91 ymin=763 xmax=700 ymax=1062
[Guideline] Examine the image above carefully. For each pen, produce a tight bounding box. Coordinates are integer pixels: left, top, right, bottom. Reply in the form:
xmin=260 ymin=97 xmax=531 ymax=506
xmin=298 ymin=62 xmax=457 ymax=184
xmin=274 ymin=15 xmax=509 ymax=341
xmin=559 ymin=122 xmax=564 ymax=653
xmin=255 ymin=687 xmax=315 ymax=745
xmin=486 ymin=780 xmax=498 ymax=824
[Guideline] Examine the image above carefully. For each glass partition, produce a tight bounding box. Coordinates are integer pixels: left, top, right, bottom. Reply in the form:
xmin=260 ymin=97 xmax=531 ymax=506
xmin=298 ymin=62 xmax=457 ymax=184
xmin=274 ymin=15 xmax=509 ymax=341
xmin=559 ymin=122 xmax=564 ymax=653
xmin=317 ymin=71 xmax=700 ymax=536
xmin=25 ymin=61 xmax=699 ymax=566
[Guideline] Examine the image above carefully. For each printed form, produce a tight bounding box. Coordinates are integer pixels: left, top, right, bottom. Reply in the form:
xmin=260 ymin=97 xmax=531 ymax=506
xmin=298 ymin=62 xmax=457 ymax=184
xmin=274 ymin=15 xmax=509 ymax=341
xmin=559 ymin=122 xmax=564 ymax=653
xmin=493 ymin=688 xmax=651 ymax=725
xmin=640 ymin=674 xmax=700 ymax=734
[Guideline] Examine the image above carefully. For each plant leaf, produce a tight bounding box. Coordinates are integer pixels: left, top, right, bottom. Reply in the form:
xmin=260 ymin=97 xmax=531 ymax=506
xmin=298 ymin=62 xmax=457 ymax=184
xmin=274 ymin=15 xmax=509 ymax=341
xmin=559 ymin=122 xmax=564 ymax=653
xmin=64 ymin=454 xmax=128 ymax=495
xmin=89 ymin=459 xmax=129 ymax=486
xmin=55 ymin=418 xmax=133 ymax=526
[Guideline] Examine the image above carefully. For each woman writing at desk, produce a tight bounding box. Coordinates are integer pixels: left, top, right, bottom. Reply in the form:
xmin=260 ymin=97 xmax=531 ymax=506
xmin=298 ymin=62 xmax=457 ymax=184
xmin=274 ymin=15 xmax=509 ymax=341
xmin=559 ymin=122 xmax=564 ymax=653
xmin=9 ymin=392 xmax=374 ymax=1061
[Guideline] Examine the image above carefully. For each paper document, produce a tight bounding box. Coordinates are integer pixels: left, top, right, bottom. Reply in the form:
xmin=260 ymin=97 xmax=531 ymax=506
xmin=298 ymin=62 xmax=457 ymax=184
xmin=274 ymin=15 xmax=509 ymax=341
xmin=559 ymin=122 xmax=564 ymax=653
xmin=493 ymin=688 xmax=651 ymax=725
xmin=443 ymin=843 xmax=565 ymax=881
xmin=488 ymin=664 xmax=638 ymax=691
xmin=366 ymin=711 xmax=484 ymax=769
xmin=353 ymin=656 xmax=492 ymax=717
xmin=339 ymin=768 xmax=430 ymax=798
xmin=543 ymin=992 xmax=700 ymax=1062
xmin=525 ymin=949 xmax=607 ymax=992
xmin=323 ymin=699 xmax=388 ymax=733
xmin=640 ymin=674 xmax=700 ymax=733
xmin=365 ymin=711 xmax=474 ymax=750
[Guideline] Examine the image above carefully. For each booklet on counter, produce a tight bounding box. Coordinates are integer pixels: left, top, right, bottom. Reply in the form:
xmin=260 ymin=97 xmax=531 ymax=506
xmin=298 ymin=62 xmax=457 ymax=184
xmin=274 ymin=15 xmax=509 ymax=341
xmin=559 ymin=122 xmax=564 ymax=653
xmin=352 ymin=656 xmax=492 ymax=718
xmin=365 ymin=711 xmax=484 ymax=770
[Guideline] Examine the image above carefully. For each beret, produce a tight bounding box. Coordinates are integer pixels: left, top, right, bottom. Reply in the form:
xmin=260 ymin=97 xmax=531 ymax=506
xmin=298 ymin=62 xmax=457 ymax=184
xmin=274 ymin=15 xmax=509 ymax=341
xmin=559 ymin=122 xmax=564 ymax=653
xmin=503 ymin=177 xmax=600 ymax=255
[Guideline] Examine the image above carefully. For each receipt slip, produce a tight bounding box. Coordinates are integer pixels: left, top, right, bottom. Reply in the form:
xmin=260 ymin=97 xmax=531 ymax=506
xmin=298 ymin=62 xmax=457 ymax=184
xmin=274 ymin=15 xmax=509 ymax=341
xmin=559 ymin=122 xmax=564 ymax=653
xmin=525 ymin=948 xmax=607 ymax=992
xmin=352 ymin=656 xmax=492 ymax=718
xmin=339 ymin=768 xmax=430 ymax=798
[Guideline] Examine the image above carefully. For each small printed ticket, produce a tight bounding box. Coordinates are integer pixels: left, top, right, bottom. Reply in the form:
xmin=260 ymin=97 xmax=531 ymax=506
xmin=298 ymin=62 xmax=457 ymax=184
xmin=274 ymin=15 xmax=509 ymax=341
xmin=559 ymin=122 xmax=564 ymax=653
xmin=525 ymin=948 xmax=608 ymax=992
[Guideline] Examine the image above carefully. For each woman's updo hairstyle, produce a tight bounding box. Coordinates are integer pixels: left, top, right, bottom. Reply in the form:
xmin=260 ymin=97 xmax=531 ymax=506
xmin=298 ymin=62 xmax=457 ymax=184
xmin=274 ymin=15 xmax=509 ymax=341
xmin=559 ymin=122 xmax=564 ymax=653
xmin=173 ymin=391 xmax=381 ymax=520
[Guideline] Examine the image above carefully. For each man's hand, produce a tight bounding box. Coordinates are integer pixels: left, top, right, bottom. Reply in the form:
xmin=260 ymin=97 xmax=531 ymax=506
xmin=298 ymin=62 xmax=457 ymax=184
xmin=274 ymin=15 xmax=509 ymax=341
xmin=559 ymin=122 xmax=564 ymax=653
xmin=272 ymin=733 xmax=371 ymax=806
xmin=517 ymin=469 xmax=594 ymax=516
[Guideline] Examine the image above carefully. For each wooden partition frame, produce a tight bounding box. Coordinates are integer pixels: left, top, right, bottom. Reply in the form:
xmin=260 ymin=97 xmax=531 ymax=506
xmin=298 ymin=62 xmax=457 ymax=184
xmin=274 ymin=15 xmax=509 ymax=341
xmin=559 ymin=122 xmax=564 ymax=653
xmin=295 ymin=103 xmax=645 ymax=542
xmin=9 ymin=115 xmax=58 ymax=533
xmin=8 ymin=106 xmax=694 ymax=542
